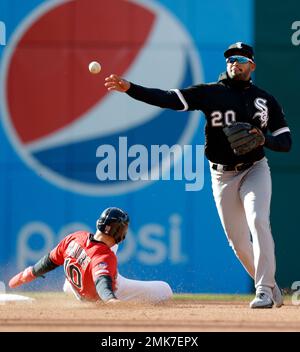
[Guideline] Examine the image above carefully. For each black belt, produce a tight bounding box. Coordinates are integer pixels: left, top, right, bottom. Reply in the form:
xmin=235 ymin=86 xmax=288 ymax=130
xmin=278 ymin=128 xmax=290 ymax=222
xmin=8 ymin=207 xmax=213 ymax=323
xmin=212 ymin=162 xmax=254 ymax=172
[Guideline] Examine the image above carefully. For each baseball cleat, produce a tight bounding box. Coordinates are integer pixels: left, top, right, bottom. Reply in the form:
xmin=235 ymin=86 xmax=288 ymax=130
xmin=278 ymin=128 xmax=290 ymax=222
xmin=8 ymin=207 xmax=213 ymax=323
xmin=272 ymin=283 xmax=284 ymax=308
xmin=249 ymin=293 xmax=274 ymax=309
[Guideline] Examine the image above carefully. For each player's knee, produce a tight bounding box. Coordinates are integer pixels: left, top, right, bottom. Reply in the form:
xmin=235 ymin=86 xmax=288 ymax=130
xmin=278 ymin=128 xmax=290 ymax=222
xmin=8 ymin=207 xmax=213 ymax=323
xmin=252 ymin=214 xmax=269 ymax=231
xmin=234 ymin=247 xmax=250 ymax=262
xmin=158 ymin=281 xmax=173 ymax=301
xmin=228 ymin=241 xmax=249 ymax=261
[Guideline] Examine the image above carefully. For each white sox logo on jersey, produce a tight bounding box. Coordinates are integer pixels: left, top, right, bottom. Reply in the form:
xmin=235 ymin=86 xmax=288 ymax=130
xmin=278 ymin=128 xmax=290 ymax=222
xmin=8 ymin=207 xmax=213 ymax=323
xmin=253 ymin=98 xmax=269 ymax=128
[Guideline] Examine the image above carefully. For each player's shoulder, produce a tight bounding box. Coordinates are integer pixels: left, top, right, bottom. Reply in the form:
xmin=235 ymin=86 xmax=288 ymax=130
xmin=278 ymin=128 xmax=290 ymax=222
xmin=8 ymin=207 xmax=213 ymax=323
xmin=183 ymin=81 xmax=222 ymax=92
xmin=64 ymin=230 xmax=90 ymax=243
xmin=89 ymin=237 xmax=116 ymax=255
xmin=251 ymin=84 xmax=279 ymax=102
xmin=96 ymin=243 xmax=116 ymax=256
xmin=92 ymin=246 xmax=117 ymax=264
xmin=190 ymin=81 xmax=219 ymax=87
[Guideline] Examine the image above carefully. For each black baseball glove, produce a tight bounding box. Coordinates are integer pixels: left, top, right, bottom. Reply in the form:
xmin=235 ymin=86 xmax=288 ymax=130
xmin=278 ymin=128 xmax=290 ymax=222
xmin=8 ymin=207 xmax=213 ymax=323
xmin=223 ymin=122 xmax=265 ymax=156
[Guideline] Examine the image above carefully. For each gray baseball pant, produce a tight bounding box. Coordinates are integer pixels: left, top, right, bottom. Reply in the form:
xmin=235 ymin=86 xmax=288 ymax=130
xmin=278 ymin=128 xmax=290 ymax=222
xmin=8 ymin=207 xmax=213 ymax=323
xmin=210 ymin=157 xmax=275 ymax=295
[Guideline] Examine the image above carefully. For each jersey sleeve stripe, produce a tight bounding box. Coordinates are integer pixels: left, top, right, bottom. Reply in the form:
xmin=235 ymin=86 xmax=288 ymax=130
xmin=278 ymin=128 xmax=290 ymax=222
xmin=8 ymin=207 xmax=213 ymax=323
xmin=272 ymin=127 xmax=290 ymax=136
xmin=94 ymin=269 xmax=109 ymax=276
xmin=170 ymin=89 xmax=189 ymax=111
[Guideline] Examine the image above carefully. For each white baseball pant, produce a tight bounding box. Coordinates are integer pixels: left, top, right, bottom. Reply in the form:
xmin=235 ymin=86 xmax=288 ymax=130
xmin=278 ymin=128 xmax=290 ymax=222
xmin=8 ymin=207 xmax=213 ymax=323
xmin=210 ymin=157 xmax=276 ymax=296
xmin=63 ymin=244 xmax=173 ymax=303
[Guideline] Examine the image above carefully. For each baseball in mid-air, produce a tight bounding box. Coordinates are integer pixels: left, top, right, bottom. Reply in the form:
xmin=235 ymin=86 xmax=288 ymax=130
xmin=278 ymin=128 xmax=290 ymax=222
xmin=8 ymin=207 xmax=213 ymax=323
xmin=88 ymin=61 xmax=101 ymax=74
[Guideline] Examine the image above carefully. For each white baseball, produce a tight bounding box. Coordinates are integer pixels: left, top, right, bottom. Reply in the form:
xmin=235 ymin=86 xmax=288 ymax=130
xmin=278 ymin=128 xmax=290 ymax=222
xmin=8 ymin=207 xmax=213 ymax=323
xmin=88 ymin=61 xmax=101 ymax=74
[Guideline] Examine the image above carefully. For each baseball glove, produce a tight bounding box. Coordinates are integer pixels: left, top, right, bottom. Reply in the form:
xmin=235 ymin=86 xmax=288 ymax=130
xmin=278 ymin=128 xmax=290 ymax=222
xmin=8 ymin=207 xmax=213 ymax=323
xmin=223 ymin=122 xmax=265 ymax=156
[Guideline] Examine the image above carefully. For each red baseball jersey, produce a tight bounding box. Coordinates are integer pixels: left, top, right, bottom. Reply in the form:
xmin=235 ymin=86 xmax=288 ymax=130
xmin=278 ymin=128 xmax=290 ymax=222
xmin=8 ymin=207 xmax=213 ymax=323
xmin=50 ymin=231 xmax=117 ymax=301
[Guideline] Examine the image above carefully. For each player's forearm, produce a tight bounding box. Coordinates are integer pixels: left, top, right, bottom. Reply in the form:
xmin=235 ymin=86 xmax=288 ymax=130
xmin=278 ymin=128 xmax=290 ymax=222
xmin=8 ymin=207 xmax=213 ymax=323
xmin=264 ymin=132 xmax=292 ymax=152
xmin=126 ymin=83 xmax=184 ymax=110
xmin=8 ymin=253 xmax=58 ymax=289
xmin=95 ymin=275 xmax=117 ymax=302
xmin=32 ymin=253 xmax=59 ymax=277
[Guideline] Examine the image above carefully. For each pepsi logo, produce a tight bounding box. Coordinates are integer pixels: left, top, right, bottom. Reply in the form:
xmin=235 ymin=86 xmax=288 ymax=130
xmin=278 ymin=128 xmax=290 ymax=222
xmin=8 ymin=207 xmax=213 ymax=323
xmin=1 ymin=0 xmax=203 ymax=195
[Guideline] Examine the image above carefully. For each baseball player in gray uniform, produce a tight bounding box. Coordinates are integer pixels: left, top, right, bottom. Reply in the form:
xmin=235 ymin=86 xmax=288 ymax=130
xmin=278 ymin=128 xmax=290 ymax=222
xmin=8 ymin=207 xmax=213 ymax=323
xmin=104 ymin=42 xmax=292 ymax=308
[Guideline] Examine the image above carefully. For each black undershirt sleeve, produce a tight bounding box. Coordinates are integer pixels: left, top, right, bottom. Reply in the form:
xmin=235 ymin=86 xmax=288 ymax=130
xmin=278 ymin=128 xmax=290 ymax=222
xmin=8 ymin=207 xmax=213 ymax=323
xmin=32 ymin=253 xmax=59 ymax=277
xmin=126 ymin=83 xmax=184 ymax=110
xmin=95 ymin=275 xmax=116 ymax=302
xmin=264 ymin=132 xmax=292 ymax=152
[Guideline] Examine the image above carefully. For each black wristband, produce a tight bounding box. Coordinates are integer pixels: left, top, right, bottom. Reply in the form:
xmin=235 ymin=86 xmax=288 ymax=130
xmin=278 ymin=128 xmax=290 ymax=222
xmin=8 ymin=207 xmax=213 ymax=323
xmin=264 ymin=132 xmax=292 ymax=152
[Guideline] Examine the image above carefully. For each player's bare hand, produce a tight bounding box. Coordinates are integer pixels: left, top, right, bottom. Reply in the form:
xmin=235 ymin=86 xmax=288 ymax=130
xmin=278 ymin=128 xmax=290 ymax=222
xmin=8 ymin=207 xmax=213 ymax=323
xmin=104 ymin=74 xmax=130 ymax=92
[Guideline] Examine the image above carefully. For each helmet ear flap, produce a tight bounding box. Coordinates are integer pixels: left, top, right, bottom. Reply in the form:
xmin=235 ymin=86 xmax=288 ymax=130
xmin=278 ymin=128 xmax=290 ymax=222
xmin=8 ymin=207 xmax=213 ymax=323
xmin=106 ymin=222 xmax=128 ymax=243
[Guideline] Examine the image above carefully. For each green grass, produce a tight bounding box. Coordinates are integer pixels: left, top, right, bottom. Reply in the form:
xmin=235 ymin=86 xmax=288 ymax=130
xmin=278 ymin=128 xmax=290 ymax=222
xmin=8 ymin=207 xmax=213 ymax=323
xmin=173 ymin=294 xmax=254 ymax=301
xmin=19 ymin=292 xmax=253 ymax=300
xmin=16 ymin=292 xmax=293 ymax=303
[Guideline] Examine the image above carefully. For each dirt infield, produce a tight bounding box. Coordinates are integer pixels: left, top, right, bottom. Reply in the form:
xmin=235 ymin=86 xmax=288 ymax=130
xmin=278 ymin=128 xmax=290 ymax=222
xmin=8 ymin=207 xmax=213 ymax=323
xmin=0 ymin=293 xmax=299 ymax=332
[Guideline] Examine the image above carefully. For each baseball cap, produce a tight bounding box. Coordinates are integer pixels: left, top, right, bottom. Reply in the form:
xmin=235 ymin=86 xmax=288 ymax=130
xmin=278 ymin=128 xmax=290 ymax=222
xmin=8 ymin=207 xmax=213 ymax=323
xmin=224 ymin=42 xmax=254 ymax=61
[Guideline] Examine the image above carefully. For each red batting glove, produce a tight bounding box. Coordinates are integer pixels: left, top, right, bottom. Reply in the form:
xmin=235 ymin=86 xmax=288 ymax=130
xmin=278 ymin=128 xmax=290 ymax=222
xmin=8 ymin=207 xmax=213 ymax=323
xmin=9 ymin=266 xmax=36 ymax=288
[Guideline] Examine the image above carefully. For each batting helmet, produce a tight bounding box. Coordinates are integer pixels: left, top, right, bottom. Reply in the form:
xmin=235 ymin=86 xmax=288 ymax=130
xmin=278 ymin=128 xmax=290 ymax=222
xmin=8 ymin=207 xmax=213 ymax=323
xmin=96 ymin=207 xmax=129 ymax=244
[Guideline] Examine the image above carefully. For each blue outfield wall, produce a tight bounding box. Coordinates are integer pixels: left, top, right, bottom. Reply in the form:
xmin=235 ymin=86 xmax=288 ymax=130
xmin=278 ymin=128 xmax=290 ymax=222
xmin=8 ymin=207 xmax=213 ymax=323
xmin=0 ymin=0 xmax=253 ymax=293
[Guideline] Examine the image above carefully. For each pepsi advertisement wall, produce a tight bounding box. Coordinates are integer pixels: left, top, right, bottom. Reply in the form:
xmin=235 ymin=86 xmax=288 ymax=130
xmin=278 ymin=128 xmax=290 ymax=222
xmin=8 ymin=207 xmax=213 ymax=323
xmin=0 ymin=0 xmax=253 ymax=293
